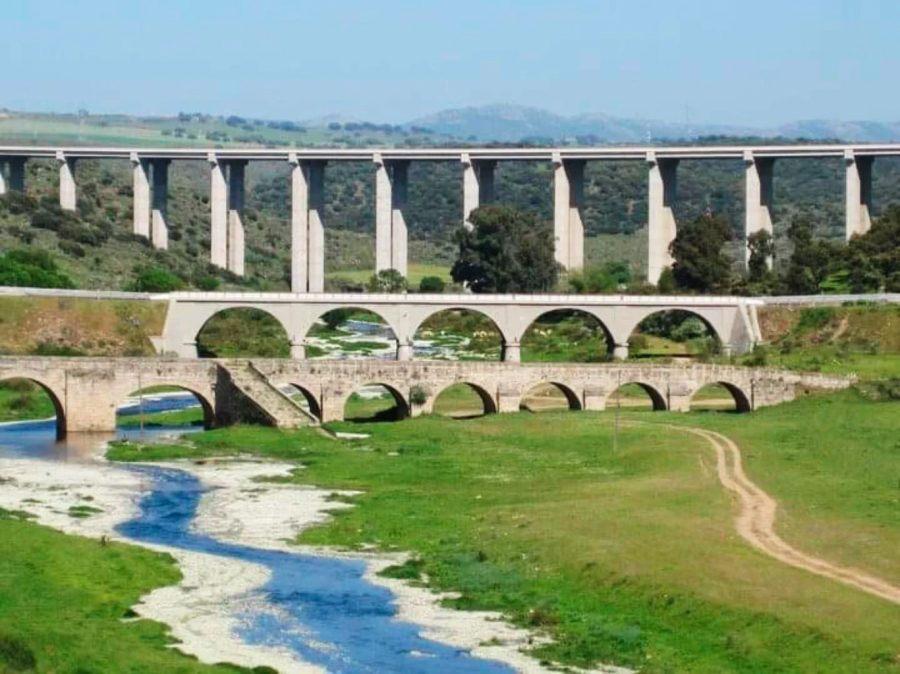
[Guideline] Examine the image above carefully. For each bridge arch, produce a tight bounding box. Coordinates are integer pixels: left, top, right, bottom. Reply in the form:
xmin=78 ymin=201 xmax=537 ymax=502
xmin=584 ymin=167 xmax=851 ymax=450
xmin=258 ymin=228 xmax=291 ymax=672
xmin=521 ymin=309 xmax=614 ymax=361
xmin=343 ymin=382 xmax=409 ymax=422
xmin=609 ymin=381 xmax=668 ymax=411
xmin=117 ymin=384 xmax=216 ymax=429
xmin=690 ymin=380 xmax=752 ymax=413
xmin=521 ymin=381 xmax=582 ymax=411
xmin=411 ymin=308 xmax=506 ymax=360
xmin=624 ymin=309 xmax=724 ymax=359
xmin=305 ymin=307 xmax=399 ymax=360
xmin=431 ymin=382 xmax=497 ymax=417
xmin=196 ymin=307 xmax=291 ymax=358
xmin=284 ymin=384 xmax=322 ymax=421
xmin=0 ymin=375 xmax=67 ymax=439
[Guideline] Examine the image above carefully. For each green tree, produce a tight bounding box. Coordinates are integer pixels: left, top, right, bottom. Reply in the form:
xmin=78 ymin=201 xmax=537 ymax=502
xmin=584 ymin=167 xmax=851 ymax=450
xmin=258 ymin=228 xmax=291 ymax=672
xmin=451 ymin=205 xmax=558 ymax=293
xmin=746 ymin=230 xmax=775 ymax=283
xmin=781 ymin=216 xmax=839 ymax=295
xmin=367 ymin=269 xmax=407 ymax=293
xmin=418 ymin=275 xmax=446 ymax=293
xmin=669 ymin=212 xmax=733 ymax=292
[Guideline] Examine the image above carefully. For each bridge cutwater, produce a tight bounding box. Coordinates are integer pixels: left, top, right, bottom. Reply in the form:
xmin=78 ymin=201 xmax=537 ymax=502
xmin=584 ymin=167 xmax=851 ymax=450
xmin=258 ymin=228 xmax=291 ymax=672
xmin=0 ymin=143 xmax=896 ymax=286
xmin=0 ymin=356 xmax=855 ymax=436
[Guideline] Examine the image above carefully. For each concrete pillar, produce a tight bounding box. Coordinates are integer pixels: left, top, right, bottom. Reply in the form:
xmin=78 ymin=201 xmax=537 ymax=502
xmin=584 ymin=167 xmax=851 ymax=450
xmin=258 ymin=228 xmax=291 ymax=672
xmin=308 ymin=161 xmax=326 ymax=293
xmin=462 ymin=155 xmax=496 ymax=230
xmin=502 ymin=340 xmax=521 ymax=363
xmin=613 ymin=343 xmax=629 ymax=361
xmin=289 ymin=154 xmax=309 ymax=293
xmin=209 ymin=154 xmax=228 ymax=269
xmin=647 ymin=152 xmax=678 ymax=285
xmin=391 ymin=161 xmax=409 ymax=276
xmin=7 ymin=158 xmax=25 ymax=193
xmin=396 ymin=342 xmax=413 ymax=361
xmin=374 ymin=153 xmax=392 ymax=273
xmin=553 ymin=154 xmax=585 ymax=271
xmin=0 ymin=160 xmax=7 ymax=196
xmin=130 ymin=153 xmax=151 ymax=238
xmin=744 ymin=152 xmax=775 ymax=268
xmin=227 ymin=161 xmax=246 ymax=276
xmin=151 ymin=159 xmax=170 ymax=250
xmin=57 ymin=151 xmax=77 ymax=211
xmin=583 ymin=386 xmax=607 ymax=411
xmin=845 ymin=150 xmax=874 ymax=240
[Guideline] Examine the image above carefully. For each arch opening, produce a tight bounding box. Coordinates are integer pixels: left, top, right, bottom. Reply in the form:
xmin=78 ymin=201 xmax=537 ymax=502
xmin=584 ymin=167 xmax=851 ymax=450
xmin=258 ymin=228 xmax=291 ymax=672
xmin=432 ymin=383 xmax=497 ymax=419
xmin=116 ymin=385 xmax=214 ymax=431
xmin=197 ymin=307 xmax=290 ymax=358
xmin=629 ymin=310 xmax=722 ymax=361
xmin=343 ymin=383 xmax=409 ymax=423
xmin=520 ymin=382 xmax=582 ymax=412
xmin=413 ymin=309 xmax=503 ymax=360
xmin=0 ymin=377 xmax=66 ymax=440
xmin=283 ymin=384 xmax=322 ymax=421
xmin=306 ymin=308 xmax=397 ymax=360
xmin=608 ymin=382 xmax=667 ymax=412
xmin=522 ymin=309 xmax=613 ymax=362
xmin=690 ymin=382 xmax=751 ymax=414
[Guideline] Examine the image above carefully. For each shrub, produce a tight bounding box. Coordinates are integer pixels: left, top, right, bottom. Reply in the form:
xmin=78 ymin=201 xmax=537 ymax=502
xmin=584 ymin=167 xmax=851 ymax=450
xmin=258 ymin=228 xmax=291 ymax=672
xmin=127 ymin=266 xmax=185 ymax=293
xmin=410 ymin=385 xmax=428 ymax=406
xmin=367 ymin=269 xmax=407 ymax=293
xmin=0 ymin=192 xmax=37 ymax=215
xmin=418 ymin=275 xmax=446 ymax=293
xmin=58 ymin=240 xmax=86 ymax=258
xmin=0 ymin=249 xmax=75 ymax=288
xmin=0 ymin=634 xmax=37 ymax=671
xmin=194 ymin=275 xmax=220 ymax=291
xmin=797 ymin=307 xmax=835 ymax=332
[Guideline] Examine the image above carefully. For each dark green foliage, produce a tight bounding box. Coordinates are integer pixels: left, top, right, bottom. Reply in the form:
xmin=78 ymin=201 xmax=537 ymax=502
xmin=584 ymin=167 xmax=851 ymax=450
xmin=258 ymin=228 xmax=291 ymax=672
xmin=568 ymin=261 xmax=632 ymax=293
xmin=638 ymin=310 xmax=714 ymax=343
xmin=451 ymin=205 xmax=558 ymax=293
xmin=656 ymin=267 xmax=677 ymax=293
xmin=670 ymin=212 xmax=733 ymax=292
xmin=0 ymin=193 xmax=37 ymax=216
xmin=781 ymin=216 xmax=839 ymax=294
xmin=0 ymin=634 xmax=37 ymax=671
xmin=127 ymin=266 xmax=185 ymax=293
xmin=321 ymin=308 xmax=356 ymax=330
xmin=0 ymin=249 xmax=75 ymax=288
xmin=366 ymin=269 xmax=407 ymax=293
xmin=746 ymin=230 xmax=775 ymax=283
xmin=418 ymin=275 xmax=446 ymax=293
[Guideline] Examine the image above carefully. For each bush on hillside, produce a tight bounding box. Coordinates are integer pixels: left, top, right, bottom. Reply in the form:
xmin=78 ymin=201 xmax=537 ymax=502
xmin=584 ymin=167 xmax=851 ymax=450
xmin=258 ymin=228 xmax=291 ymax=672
xmin=127 ymin=266 xmax=184 ymax=293
xmin=0 ymin=249 xmax=75 ymax=288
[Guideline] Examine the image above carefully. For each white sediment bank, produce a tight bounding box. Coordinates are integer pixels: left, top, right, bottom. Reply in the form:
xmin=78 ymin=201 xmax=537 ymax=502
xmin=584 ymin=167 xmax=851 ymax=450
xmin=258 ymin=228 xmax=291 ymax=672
xmin=0 ymin=455 xmax=630 ymax=674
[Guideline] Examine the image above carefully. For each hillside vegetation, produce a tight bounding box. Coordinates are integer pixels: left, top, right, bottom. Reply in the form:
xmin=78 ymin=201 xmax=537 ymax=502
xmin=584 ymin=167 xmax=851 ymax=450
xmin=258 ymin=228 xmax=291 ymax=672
xmin=2 ymin=114 xmax=900 ymax=290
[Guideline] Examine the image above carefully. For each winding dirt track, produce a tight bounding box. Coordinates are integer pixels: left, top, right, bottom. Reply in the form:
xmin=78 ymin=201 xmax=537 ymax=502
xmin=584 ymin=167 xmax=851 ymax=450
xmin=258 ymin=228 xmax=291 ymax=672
xmin=673 ymin=424 xmax=900 ymax=605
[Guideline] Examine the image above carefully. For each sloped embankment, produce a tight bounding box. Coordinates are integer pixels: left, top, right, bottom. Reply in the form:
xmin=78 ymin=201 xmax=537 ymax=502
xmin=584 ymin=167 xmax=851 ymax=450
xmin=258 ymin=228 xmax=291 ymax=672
xmin=0 ymin=296 xmax=167 ymax=356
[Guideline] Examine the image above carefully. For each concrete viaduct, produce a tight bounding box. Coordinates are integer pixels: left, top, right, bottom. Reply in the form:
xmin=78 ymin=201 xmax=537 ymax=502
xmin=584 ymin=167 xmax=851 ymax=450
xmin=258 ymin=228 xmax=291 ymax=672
xmin=1 ymin=143 xmax=897 ymax=286
xmin=0 ymin=357 xmax=855 ymax=435
xmin=155 ymin=292 xmax=764 ymax=361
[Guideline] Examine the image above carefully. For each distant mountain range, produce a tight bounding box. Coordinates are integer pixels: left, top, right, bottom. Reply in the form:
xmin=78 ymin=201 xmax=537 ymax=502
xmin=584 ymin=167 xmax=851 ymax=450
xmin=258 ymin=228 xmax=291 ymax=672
xmin=402 ymin=103 xmax=900 ymax=143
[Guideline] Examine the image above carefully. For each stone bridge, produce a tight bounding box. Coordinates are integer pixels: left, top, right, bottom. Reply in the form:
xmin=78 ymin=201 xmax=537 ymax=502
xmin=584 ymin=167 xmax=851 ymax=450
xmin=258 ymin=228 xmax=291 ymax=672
xmin=0 ymin=357 xmax=854 ymax=436
xmin=156 ymin=292 xmax=764 ymax=361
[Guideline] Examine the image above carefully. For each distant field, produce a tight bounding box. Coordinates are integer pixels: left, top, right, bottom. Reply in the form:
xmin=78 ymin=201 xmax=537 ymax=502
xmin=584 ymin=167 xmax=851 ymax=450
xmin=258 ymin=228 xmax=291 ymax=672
xmin=326 ymin=264 xmax=452 ymax=289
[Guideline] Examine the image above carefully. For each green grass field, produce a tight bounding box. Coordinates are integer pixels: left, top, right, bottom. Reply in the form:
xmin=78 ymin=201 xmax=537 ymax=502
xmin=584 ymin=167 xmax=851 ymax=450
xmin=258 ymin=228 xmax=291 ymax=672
xmin=108 ymin=393 xmax=900 ymax=673
xmin=325 ymin=264 xmax=452 ymax=289
xmin=0 ymin=515 xmax=253 ymax=673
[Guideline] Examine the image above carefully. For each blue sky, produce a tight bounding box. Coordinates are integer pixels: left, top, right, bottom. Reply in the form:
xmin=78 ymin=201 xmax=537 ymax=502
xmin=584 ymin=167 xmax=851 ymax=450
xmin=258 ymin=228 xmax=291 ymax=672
xmin=2 ymin=0 xmax=897 ymax=125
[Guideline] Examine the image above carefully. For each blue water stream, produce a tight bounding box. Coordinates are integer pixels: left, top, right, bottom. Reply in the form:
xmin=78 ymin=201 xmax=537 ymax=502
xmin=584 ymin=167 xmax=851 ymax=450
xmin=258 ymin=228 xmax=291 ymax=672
xmin=0 ymin=404 xmax=517 ymax=673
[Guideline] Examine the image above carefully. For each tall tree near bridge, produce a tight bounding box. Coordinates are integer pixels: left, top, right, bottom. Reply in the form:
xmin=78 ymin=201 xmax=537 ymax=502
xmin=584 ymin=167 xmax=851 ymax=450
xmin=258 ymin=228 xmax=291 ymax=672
xmin=669 ymin=212 xmax=734 ymax=292
xmin=451 ymin=205 xmax=558 ymax=293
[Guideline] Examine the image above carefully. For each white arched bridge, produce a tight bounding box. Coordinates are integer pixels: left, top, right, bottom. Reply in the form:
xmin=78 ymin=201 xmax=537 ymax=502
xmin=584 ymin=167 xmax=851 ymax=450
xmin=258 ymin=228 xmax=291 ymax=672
xmin=0 ymin=357 xmax=853 ymax=435
xmin=156 ymin=291 xmax=764 ymax=361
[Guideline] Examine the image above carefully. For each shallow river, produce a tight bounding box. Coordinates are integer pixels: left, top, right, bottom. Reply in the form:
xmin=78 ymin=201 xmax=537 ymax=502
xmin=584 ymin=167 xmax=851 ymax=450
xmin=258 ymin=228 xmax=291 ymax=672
xmin=0 ymin=399 xmax=517 ymax=673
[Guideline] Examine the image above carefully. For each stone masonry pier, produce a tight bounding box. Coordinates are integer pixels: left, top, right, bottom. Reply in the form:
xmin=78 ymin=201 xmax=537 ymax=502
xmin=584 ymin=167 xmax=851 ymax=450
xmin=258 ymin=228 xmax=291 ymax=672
xmin=0 ymin=357 xmax=855 ymax=435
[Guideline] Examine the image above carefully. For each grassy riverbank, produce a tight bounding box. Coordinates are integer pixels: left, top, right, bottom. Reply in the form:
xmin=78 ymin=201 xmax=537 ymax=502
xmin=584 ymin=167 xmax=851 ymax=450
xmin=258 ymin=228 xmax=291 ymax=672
xmin=109 ymin=394 xmax=900 ymax=673
xmin=0 ymin=516 xmax=255 ymax=673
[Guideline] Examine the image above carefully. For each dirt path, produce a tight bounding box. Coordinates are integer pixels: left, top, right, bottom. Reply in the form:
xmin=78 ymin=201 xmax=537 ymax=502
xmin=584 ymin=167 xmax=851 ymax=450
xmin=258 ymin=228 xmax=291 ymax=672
xmin=674 ymin=424 xmax=900 ymax=605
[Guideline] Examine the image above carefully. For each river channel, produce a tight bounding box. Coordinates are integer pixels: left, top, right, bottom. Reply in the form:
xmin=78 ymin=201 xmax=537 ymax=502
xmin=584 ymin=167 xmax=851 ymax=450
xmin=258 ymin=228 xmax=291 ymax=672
xmin=0 ymin=394 xmax=518 ymax=673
